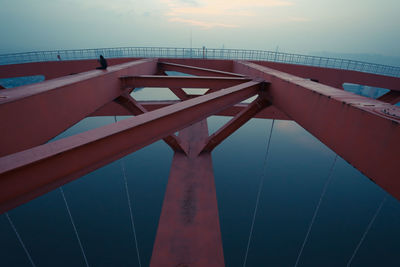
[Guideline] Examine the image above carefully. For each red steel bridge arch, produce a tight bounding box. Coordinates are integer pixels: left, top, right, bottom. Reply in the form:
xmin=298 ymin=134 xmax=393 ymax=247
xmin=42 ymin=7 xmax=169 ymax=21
xmin=0 ymin=56 xmax=399 ymax=266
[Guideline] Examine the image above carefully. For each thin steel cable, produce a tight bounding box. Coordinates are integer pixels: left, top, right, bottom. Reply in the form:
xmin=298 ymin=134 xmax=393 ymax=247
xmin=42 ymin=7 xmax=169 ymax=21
xmin=346 ymin=195 xmax=387 ymax=267
xmin=5 ymin=213 xmax=36 ymax=267
xmin=60 ymin=187 xmax=90 ymax=267
xmin=243 ymin=119 xmax=275 ymax=267
xmin=294 ymin=154 xmax=338 ymax=267
xmin=120 ymin=159 xmax=142 ymax=267
xmin=115 ymin=116 xmax=142 ymax=267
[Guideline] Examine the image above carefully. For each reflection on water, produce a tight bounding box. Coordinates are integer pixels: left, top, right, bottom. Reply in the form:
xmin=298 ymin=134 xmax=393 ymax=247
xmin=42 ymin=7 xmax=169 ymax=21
xmin=1 ymin=76 xmax=399 ymax=267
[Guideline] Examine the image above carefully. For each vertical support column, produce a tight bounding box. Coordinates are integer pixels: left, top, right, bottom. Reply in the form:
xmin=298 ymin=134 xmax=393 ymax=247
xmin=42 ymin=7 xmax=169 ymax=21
xmin=151 ymin=120 xmax=225 ymax=267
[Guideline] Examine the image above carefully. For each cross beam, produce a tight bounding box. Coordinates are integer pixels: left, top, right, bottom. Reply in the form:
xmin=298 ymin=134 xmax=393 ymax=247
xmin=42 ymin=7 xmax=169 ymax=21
xmin=0 ymin=58 xmax=141 ymax=80
xmin=201 ymin=96 xmax=271 ymax=153
xmin=0 ymin=59 xmax=158 ymax=157
xmin=377 ymin=90 xmax=400 ymax=105
xmin=252 ymin=61 xmax=400 ymax=92
xmin=114 ymin=93 xmax=187 ymax=154
xmin=0 ymin=80 xmax=263 ymax=213
xmin=90 ymin=100 xmax=291 ymax=120
xmin=159 ymin=62 xmax=245 ymax=77
xmin=120 ymin=75 xmax=251 ymax=89
xmin=234 ymin=61 xmax=400 ymax=200
xmin=169 ymin=87 xmax=190 ymax=100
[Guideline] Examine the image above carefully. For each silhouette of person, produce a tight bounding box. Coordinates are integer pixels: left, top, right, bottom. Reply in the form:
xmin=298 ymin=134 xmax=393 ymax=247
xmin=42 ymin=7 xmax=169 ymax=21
xmin=96 ymin=55 xmax=108 ymax=70
xmin=57 ymin=55 xmax=61 ymax=61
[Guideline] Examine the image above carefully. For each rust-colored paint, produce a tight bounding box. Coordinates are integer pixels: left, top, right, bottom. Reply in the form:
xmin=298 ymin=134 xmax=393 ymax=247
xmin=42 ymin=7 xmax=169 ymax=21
xmin=151 ymin=120 xmax=224 ymax=267
xmin=0 ymin=80 xmax=262 ymax=213
xmin=169 ymin=87 xmax=190 ymax=100
xmin=1 ymin=57 xmax=400 ymax=266
xmin=159 ymin=62 xmax=245 ymax=77
xmin=0 ymin=58 xmax=142 ymax=80
xmin=253 ymin=60 xmax=400 ymax=91
xmin=201 ymin=96 xmax=271 ymax=153
xmin=120 ymin=75 xmax=250 ymax=90
xmin=160 ymin=58 xmax=235 ymax=73
xmin=115 ymin=93 xmax=186 ymax=153
xmin=234 ymin=60 xmax=400 ymax=201
xmin=90 ymin=100 xmax=291 ymax=120
xmin=377 ymin=90 xmax=400 ymax=105
xmin=0 ymin=59 xmax=158 ymax=157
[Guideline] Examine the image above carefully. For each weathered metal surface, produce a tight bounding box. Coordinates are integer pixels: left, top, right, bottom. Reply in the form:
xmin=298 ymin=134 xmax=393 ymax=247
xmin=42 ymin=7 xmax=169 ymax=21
xmin=377 ymin=90 xmax=400 ymax=105
xmin=0 ymin=58 xmax=140 ymax=80
xmin=90 ymin=100 xmax=291 ymax=120
xmin=252 ymin=61 xmax=400 ymax=91
xmin=159 ymin=62 xmax=245 ymax=77
xmin=2 ymin=56 xmax=400 ymax=266
xmin=201 ymin=96 xmax=271 ymax=153
xmin=0 ymin=59 xmax=158 ymax=157
xmin=114 ymin=93 xmax=148 ymax=114
xmin=0 ymin=80 xmax=262 ymax=213
xmin=151 ymin=120 xmax=224 ymax=267
xmin=169 ymin=87 xmax=190 ymax=100
xmin=234 ymin=60 xmax=400 ymax=200
xmin=120 ymin=75 xmax=250 ymax=90
xmin=114 ymin=93 xmax=187 ymax=153
xmin=159 ymin=58 xmax=236 ymax=74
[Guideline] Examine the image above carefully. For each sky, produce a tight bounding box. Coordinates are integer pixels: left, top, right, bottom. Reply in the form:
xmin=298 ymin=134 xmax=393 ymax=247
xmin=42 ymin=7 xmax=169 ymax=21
xmin=1 ymin=0 xmax=400 ymax=58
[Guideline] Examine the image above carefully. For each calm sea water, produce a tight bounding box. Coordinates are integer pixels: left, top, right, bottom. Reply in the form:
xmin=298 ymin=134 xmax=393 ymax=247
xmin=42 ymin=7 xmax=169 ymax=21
xmin=0 ymin=75 xmax=399 ymax=267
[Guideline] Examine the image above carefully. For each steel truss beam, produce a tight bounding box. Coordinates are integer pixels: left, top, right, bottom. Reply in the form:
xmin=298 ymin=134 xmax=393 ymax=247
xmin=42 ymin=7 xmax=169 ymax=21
xmin=0 ymin=80 xmax=264 ymax=213
xmin=234 ymin=61 xmax=400 ymax=200
xmin=90 ymin=100 xmax=291 ymax=120
xmin=201 ymin=97 xmax=271 ymax=153
xmin=0 ymin=58 xmax=158 ymax=157
xmin=250 ymin=61 xmax=400 ymax=91
xmin=377 ymin=90 xmax=400 ymax=105
xmin=159 ymin=62 xmax=245 ymax=77
xmin=0 ymin=58 xmax=141 ymax=80
xmin=2 ymin=57 xmax=399 ymax=266
xmin=114 ymin=93 xmax=187 ymax=153
xmin=151 ymin=66 xmax=191 ymax=100
xmin=151 ymin=120 xmax=224 ymax=267
xmin=169 ymin=88 xmax=190 ymax=100
xmin=120 ymin=75 xmax=251 ymax=90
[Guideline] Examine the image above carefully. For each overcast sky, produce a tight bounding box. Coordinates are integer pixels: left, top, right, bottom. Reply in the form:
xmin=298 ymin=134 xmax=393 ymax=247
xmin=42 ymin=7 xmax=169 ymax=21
xmin=1 ymin=0 xmax=399 ymax=57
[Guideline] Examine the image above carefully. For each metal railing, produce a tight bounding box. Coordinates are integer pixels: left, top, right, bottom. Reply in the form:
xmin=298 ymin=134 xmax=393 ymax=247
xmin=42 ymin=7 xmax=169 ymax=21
xmin=1 ymin=47 xmax=400 ymax=77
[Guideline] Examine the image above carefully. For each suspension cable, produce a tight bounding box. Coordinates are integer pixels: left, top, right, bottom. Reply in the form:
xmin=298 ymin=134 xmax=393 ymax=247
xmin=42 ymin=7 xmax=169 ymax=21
xmin=115 ymin=116 xmax=142 ymax=267
xmin=294 ymin=154 xmax=338 ymax=267
xmin=346 ymin=195 xmax=387 ymax=267
xmin=243 ymin=119 xmax=275 ymax=267
xmin=5 ymin=213 xmax=36 ymax=267
xmin=60 ymin=187 xmax=90 ymax=267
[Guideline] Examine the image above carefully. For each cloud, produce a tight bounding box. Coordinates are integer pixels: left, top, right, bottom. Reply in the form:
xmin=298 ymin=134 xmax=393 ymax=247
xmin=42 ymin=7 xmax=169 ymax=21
xmin=179 ymin=0 xmax=198 ymax=6
xmin=169 ymin=17 xmax=238 ymax=28
xmin=162 ymin=0 xmax=294 ymax=28
xmin=167 ymin=7 xmax=253 ymax=17
xmin=72 ymin=0 xmax=159 ymax=18
xmin=288 ymin=16 xmax=311 ymax=22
